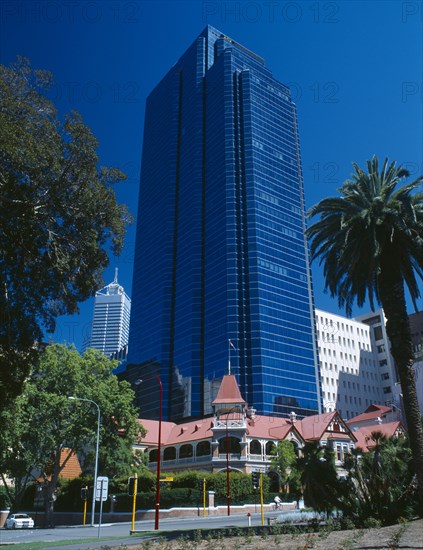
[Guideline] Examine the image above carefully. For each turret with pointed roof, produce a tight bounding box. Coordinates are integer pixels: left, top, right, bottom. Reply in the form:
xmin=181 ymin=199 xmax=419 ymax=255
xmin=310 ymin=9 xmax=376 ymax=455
xmin=212 ymin=375 xmax=246 ymax=406
xmin=212 ymin=375 xmax=246 ymax=429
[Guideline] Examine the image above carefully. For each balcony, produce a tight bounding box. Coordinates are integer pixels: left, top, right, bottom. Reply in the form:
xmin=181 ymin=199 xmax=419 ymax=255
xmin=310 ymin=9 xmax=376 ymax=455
xmin=213 ymin=419 xmax=245 ymax=429
xmin=149 ymin=453 xmax=211 ymax=467
xmin=216 ymin=453 xmax=241 ymax=460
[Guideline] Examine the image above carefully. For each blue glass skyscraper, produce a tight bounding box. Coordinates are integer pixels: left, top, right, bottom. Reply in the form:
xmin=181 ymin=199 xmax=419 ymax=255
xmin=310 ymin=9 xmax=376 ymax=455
xmin=128 ymin=26 xmax=322 ymax=421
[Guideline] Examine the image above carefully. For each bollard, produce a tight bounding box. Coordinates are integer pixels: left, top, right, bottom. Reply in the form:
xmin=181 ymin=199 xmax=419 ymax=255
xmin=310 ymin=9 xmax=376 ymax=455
xmin=247 ymin=512 xmax=251 ymax=527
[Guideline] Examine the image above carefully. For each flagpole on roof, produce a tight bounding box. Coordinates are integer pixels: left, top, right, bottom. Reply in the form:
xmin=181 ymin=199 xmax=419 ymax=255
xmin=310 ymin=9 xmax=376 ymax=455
xmin=228 ymin=339 xmax=231 ymax=375
xmin=228 ymin=339 xmax=237 ymax=375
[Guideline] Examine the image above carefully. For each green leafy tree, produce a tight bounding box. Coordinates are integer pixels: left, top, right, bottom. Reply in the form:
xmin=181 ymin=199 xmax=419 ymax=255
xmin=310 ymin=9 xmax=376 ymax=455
xmin=339 ymin=433 xmax=418 ymax=525
xmin=0 ymin=57 xmax=131 ymax=410
xmin=211 ymin=472 xmax=267 ymax=503
xmin=0 ymin=344 xmax=143 ymax=525
xmin=307 ymin=156 xmax=423 ymax=508
xmin=270 ymin=440 xmax=300 ymax=493
xmin=297 ymin=442 xmax=341 ymax=515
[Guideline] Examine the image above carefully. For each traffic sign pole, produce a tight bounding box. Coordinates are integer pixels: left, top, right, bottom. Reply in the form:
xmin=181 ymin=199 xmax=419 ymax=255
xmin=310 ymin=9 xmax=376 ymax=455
xmin=96 ymin=476 xmax=109 ymax=501
xmin=97 ymin=478 xmax=104 ymax=539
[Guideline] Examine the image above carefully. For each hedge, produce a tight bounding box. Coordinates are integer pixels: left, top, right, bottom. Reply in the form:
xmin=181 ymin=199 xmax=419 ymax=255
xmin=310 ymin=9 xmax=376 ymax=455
xmin=15 ymin=470 xmax=297 ymax=512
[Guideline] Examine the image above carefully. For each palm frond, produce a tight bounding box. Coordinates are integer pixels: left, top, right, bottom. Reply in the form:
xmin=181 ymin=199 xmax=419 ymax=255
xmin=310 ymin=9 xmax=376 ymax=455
xmin=307 ymin=156 xmax=423 ymax=315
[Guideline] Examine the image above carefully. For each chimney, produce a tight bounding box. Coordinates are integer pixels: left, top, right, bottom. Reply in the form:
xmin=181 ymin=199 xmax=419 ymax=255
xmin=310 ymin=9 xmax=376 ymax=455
xmin=289 ymin=411 xmax=297 ymax=424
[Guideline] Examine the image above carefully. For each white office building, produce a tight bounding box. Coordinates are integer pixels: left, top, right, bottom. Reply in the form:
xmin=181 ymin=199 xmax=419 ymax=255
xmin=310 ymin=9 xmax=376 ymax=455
xmin=316 ymin=309 xmax=400 ymax=419
xmin=409 ymin=310 xmax=423 ymax=413
xmin=85 ymin=269 xmax=131 ymax=359
xmin=355 ymin=309 xmax=400 ymax=406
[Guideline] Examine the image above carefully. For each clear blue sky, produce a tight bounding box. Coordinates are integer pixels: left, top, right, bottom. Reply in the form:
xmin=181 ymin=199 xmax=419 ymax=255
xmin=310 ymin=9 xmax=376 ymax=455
xmin=1 ymin=0 xmax=422 ymax=350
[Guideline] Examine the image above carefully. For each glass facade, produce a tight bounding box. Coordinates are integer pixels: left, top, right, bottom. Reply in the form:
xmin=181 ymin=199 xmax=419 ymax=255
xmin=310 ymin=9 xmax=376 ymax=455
xmin=127 ymin=26 xmax=322 ymax=420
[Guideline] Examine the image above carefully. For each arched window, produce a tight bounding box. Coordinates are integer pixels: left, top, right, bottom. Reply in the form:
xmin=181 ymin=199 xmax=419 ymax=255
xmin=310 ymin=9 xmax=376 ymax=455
xmin=266 ymin=441 xmax=276 ymax=455
xmin=179 ymin=444 xmax=193 ymax=458
xmin=149 ymin=449 xmax=158 ymax=463
xmin=291 ymin=441 xmax=300 ymax=457
xmin=196 ymin=441 xmax=211 ymax=456
xmin=163 ymin=447 xmax=176 ymax=461
xmin=250 ymin=439 xmax=262 ymax=455
xmin=218 ymin=437 xmax=241 ymax=454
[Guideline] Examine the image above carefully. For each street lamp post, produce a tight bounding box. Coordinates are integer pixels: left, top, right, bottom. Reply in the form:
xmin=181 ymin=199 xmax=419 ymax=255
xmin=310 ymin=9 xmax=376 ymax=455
xmin=135 ymin=376 xmax=162 ymax=530
xmin=68 ymin=397 xmax=100 ymax=527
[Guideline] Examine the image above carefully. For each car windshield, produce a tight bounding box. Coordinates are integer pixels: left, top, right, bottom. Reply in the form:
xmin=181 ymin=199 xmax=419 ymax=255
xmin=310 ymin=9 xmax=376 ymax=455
xmin=15 ymin=514 xmax=29 ymax=519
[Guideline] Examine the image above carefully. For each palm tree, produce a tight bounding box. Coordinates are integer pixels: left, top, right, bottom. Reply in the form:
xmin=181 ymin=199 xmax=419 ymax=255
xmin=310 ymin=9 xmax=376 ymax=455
xmin=341 ymin=434 xmax=417 ymax=524
xmin=298 ymin=442 xmax=341 ymax=515
xmin=306 ymin=156 xmax=423 ymax=509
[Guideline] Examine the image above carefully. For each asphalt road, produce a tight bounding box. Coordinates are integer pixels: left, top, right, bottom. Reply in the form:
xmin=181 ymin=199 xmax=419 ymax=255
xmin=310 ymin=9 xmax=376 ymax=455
xmin=0 ymin=510 xmax=282 ymax=549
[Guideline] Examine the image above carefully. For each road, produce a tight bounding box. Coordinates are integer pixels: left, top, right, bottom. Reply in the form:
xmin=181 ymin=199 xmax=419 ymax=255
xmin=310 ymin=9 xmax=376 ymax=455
xmin=0 ymin=510 xmax=283 ymax=549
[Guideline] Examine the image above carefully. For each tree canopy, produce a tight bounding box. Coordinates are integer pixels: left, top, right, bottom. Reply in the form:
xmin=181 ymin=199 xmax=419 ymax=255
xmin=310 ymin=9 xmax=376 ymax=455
xmin=269 ymin=440 xmax=300 ymax=492
xmin=307 ymin=156 xmax=423 ymax=509
xmin=0 ymin=57 xmax=132 ymax=409
xmin=0 ymin=344 xmax=143 ymax=521
xmin=307 ymin=156 xmax=423 ymax=316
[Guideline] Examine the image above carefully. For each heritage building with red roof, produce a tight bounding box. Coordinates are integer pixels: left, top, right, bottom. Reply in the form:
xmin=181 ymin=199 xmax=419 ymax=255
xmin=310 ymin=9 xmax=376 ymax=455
xmin=135 ymin=375 xmax=362 ymax=476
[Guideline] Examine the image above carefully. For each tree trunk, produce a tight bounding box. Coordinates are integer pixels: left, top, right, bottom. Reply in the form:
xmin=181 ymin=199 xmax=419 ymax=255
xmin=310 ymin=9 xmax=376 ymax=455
xmin=379 ymin=267 xmax=423 ymax=513
xmin=44 ymin=488 xmax=55 ymax=529
xmin=44 ymin=447 xmax=65 ymax=528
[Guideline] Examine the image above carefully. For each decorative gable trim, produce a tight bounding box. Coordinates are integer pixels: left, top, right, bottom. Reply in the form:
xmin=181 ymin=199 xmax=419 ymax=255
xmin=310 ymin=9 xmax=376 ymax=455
xmin=326 ymin=412 xmax=357 ymax=441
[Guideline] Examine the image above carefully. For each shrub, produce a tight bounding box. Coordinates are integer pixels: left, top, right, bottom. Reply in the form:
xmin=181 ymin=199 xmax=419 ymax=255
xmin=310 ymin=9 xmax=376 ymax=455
xmin=55 ymin=478 xmax=84 ymax=512
xmin=115 ymin=488 xmax=204 ymax=511
xmin=363 ymin=517 xmax=382 ymax=529
xmin=0 ymin=486 xmax=11 ymax=509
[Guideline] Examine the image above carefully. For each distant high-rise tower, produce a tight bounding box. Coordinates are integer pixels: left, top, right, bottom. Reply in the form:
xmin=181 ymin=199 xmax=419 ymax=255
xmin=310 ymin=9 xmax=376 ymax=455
xmin=127 ymin=26 xmax=321 ymax=421
xmin=86 ymin=269 xmax=131 ymax=359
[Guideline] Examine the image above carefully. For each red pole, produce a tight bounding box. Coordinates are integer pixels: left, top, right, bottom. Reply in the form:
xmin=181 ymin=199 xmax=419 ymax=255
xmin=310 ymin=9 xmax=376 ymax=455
xmin=155 ymin=377 xmax=162 ymax=530
xmin=226 ymin=416 xmax=230 ymax=516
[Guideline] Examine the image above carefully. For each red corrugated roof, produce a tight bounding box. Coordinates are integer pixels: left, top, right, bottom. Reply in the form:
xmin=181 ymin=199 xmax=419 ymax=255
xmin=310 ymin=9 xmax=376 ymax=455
xmin=212 ymin=375 xmax=246 ymax=405
xmin=136 ymin=411 xmax=359 ymax=447
xmin=347 ymin=404 xmax=392 ymax=425
xmin=137 ymin=417 xmax=214 ymax=445
xmin=353 ymin=421 xmax=404 ymax=451
xmin=296 ymin=411 xmax=356 ymax=442
xmin=296 ymin=411 xmax=337 ymax=440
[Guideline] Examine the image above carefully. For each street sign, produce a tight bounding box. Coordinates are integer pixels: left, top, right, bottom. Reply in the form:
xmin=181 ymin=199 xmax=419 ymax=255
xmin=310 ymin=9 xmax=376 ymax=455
xmin=95 ymin=476 xmax=109 ymax=501
xmin=160 ymin=477 xmax=174 ymax=482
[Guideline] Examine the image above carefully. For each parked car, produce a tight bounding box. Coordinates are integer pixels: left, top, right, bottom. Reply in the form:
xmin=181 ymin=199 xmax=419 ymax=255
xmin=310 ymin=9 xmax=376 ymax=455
xmin=5 ymin=513 xmax=34 ymax=529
